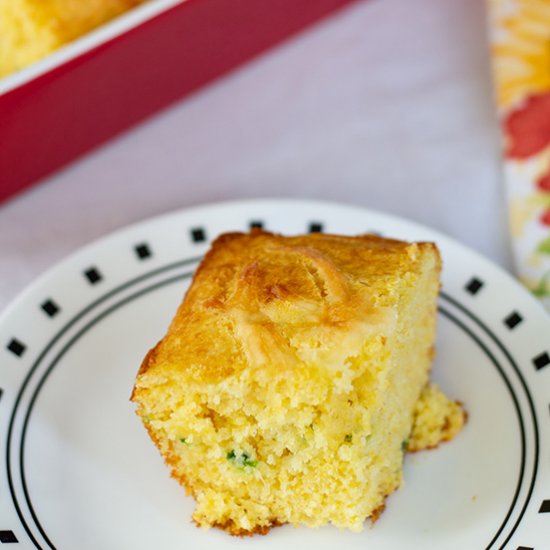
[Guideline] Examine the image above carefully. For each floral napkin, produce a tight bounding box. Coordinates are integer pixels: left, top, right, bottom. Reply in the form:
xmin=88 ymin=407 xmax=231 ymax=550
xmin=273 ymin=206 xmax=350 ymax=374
xmin=490 ymin=0 xmax=550 ymax=310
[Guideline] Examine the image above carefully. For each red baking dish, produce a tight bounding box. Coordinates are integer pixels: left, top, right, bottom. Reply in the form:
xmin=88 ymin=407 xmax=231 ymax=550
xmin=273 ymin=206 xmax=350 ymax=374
xmin=0 ymin=0 xmax=358 ymax=203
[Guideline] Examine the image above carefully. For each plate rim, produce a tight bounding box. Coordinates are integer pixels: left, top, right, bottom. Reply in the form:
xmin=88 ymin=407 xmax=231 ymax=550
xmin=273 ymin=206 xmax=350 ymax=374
xmin=1 ymin=197 xmax=549 ymax=549
xmin=2 ymin=197 xmax=547 ymax=323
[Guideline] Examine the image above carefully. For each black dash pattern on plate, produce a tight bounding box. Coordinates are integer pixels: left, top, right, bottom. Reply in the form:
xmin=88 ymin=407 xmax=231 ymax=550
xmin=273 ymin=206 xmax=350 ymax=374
xmin=538 ymin=499 xmax=550 ymax=513
xmin=465 ymin=277 xmax=484 ymax=295
xmin=0 ymin=530 xmax=18 ymax=543
xmin=533 ymin=351 xmax=550 ymax=371
xmin=249 ymin=220 xmax=264 ymax=230
xmin=504 ymin=311 xmax=523 ymax=329
xmin=191 ymin=227 xmax=206 ymax=243
xmin=134 ymin=243 xmax=152 ymax=260
xmin=6 ymin=339 xmax=25 ymax=357
xmin=84 ymin=267 xmax=102 ymax=285
xmin=516 ymin=547 xmax=534 ymax=550
xmin=41 ymin=299 xmax=60 ymax=318
xmin=309 ymin=222 xmax=323 ymax=233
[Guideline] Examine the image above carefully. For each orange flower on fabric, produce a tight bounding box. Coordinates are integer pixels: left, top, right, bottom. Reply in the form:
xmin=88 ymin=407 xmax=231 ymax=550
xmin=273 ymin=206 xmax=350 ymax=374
xmin=505 ymin=92 xmax=550 ymax=159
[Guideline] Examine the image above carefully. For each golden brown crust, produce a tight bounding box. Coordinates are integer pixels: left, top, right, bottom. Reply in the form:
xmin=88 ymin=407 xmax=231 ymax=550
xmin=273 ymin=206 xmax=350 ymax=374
xmin=369 ymin=502 xmax=386 ymax=524
xmin=129 ymin=344 xmax=160 ymax=400
xmin=197 ymin=517 xmax=285 ymax=537
xmin=133 ymin=230 xmax=441 ymax=387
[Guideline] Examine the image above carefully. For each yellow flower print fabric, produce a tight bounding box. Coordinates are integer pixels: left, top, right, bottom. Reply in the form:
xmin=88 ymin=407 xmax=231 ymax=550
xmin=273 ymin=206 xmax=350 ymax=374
xmin=490 ymin=0 xmax=550 ymax=309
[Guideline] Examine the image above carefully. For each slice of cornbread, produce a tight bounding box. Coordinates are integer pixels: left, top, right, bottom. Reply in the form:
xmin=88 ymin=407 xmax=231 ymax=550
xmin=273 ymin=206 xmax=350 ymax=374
xmin=0 ymin=0 xmax=147 ymax=77
xmin=131 ymin=230 xmax=463 ymax=535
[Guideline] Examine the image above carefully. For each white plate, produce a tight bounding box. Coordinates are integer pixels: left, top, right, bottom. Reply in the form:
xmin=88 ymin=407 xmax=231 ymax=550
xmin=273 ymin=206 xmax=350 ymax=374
xmin=1 ymin=199 xmax=549 ymax=550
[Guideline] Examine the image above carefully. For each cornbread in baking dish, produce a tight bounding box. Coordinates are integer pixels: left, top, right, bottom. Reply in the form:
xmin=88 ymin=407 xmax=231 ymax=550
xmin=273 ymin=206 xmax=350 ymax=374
xmin=131 ymin=230 xmax=465 ymax=535
xmin=0 ymin=0 xmax=147 ymax=77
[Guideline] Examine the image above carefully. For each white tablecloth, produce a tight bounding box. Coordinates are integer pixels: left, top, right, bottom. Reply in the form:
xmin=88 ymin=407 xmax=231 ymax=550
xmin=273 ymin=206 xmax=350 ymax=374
xmin=0 ymin=0 xmax=511 ymax=311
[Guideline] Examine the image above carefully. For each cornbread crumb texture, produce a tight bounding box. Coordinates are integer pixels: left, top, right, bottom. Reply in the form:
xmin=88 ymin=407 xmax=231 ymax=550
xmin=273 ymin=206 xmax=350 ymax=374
xmin=409 ymin=383 xmax=467 ymax=452
xmin=0 ymin=0 xmax=147 ymax=77
xmin=132 ymin=230 xmax=465 ymax=536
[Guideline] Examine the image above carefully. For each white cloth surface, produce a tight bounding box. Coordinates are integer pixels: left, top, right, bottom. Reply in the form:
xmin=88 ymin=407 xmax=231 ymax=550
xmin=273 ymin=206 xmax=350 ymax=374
xmin=0 ymin=0 xmax=511 ymax=312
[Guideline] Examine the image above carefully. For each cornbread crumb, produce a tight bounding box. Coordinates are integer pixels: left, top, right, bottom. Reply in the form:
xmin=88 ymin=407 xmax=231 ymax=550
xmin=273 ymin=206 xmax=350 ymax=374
xmin=0 ymin=0 xmax=147 ymax=77
xmin=409 ymin=383 xmax=467 ymax=452
xmin=131 ymin=230 xmax=465 ymax=535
